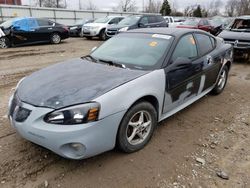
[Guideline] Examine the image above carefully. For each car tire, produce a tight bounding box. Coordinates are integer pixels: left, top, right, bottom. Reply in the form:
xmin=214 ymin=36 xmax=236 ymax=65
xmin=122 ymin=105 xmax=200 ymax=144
xmin=117 ymin=101 xmax=157 ymax=153
xmin=85 ymin=36 xmax=92 ymax=40
xmin=0 ymin=37 xmax=10 ymax=49
xmin=211 ymin=66 xmax=229 ymax=95
xmin=99 ymin=29 xmax=106 ymax=41
xmin=50 ymin=33 xmax=61 ymax=44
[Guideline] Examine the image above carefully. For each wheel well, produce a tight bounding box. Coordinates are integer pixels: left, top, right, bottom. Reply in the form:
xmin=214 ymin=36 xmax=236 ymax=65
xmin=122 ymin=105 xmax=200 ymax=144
xmin=131 ymin=95 xmax=159 ymax=119
xmin=225 ymin=61 xmax=231 ymax=71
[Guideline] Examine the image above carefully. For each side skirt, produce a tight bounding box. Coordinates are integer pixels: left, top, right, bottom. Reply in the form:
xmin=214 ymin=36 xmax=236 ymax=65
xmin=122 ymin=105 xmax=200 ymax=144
xmin=159 ymin=86 xmax=214 ymax=122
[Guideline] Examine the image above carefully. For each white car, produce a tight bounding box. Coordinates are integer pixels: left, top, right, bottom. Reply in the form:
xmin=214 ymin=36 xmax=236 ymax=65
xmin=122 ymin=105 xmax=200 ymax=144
xmin=81 ymin=16 xmax=124 ymax=40
xmin=164 ymin=16 xmax=185 ymax=28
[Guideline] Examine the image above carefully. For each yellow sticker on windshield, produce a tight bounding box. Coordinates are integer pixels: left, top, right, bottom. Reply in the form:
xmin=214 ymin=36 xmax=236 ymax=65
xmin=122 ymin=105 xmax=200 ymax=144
xmin=149 ymin=41 xmax=158 ymax=47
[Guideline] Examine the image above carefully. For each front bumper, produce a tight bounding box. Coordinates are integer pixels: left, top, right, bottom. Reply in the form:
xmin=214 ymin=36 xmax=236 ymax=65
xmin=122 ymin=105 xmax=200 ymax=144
xmin=9 ymin=98 xmax=125 ymax=159
xmin=81 ymin=28 xmax=99 ymax=37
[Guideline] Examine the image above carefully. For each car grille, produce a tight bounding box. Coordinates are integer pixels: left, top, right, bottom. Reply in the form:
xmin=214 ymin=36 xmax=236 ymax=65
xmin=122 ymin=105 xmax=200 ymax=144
xmin=9 ymin=93 xmax=31 ymax=122
xmin=224 ymin=39 xmax=250 ymax=48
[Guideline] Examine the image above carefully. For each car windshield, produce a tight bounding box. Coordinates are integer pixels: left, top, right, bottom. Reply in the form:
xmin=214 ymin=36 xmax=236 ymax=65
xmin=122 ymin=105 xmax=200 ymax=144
xmin=91 ymin=33 xmax=173 ymax=69
xmin=0 ymin=18 xmax=15 ymax=28
xmin=118 ymin=16 xmax=140 ymax=26
xmin=182 ymin=19 xmax=199 ymax=26
xmin=228 ymin=19 xmax=250 ymax=31
xmin=94 ymin=17 xmax=109 ymax=23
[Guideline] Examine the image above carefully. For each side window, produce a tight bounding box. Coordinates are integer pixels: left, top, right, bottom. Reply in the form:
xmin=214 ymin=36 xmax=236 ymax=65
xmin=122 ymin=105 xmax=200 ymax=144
xmin=119 ymin=17 xmax=124 ymax=22
xmin=203 ymin=20 xmax=209 ymax=25
xmin=37 ymin=19 xmax=49 ymax=27
xmin=148 ymin=16 xmax=157 ymax=24
xmin=172 ymin=34 xmax=198 ymax=62
xmin=195 ymin=34 xmax=214 ymax=55
xmin=28 ymin=18 xmax=38 ymax=29
xmin=140 ymin=17 xmax=149 ymax=25
xmin=156 ymin=16 xmax=164 ymax=22
xmin=109 ymin=18 xmax=119 ymax=24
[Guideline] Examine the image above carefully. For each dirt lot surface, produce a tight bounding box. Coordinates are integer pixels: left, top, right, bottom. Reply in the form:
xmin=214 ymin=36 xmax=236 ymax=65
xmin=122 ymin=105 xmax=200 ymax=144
xmin=0 ymin=38 xmax=250 ymax=188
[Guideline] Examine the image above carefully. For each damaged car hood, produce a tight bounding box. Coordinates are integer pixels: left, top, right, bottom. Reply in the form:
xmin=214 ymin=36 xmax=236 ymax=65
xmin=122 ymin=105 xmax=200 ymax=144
xmin=219 ymin=30 xmax=250 ymax=41
xmin=17 ymin=58 xmax=148 ymax=109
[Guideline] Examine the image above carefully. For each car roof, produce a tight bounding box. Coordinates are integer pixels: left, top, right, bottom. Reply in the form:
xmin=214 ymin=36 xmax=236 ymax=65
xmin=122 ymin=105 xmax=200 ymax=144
xmin=127 ymin=28 xmax=209 ymax=37
xmin=237 ymin=15 xmax=250 ymax=19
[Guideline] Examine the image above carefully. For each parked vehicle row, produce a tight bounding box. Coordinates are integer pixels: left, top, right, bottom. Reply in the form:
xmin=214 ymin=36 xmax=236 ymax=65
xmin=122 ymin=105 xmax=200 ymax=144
xmin=68 ymin=19 xmax=95 ymax=37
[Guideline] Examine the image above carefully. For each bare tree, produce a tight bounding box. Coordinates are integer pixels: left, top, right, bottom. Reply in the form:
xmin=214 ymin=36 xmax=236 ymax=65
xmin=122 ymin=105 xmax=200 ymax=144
xmin=225 ymin=0 xmax=250 ymax=16
xmin=117 ymin=0 xmax=137 ymax=12
xmin=85 ymin=0 xmax=98 ymax=10
xmin=145 ymin=0 xmax=162 ymax=13
xmin=36 ymin=0 xmax=66 ymax=8
xmin=206 ymin=0 xmax=223 ymax=16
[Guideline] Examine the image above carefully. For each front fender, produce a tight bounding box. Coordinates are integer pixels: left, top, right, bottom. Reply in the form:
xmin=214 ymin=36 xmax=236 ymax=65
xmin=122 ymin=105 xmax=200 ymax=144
xmin=95 ymin=69 xmax=166 ymax=120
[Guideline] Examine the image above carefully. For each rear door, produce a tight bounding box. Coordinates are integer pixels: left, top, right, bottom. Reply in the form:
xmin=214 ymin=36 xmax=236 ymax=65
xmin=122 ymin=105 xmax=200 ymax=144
xmin=194 ymin=33 xmax=222 ymax=90
xmin=35 ymin=19 xmax=54 ymax=41
xmin=163 ymin=34 xmax=205 ymax=114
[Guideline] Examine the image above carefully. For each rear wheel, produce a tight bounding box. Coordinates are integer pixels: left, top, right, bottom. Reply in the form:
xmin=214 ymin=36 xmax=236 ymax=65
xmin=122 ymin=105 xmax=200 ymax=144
xmin=50 ymin=33 xmax=61 ymax=44
xmin=0 ymin=37 xmax=10 ymax=48
xmin=99 ymin=29 xmax=106 ymax=41
xmin=117 ymin=102 xmax=157 ymax=153
xmin=211 ymin=66 xmax=229 ymax=95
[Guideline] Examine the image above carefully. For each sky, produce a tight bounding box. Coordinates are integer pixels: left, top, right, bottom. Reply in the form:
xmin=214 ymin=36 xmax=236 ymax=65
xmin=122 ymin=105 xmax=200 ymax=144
xmin=21 ymin=0 xmax=222 ymax=11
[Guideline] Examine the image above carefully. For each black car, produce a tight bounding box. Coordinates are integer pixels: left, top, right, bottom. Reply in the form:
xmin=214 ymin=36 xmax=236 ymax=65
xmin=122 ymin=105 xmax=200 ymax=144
xmin=106 ymin=15 xmax=167 ymax=38
xmin=0 ymin=17 xmax=69 ymax=48
xmin=69 ymin=19 xmax=94 ymax=37
xmin=218 ymin=16 xmax=250 ymax=60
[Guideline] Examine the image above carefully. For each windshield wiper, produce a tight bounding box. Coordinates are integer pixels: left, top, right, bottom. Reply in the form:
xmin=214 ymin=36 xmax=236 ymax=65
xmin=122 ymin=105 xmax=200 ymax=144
xmin=82 ymin=55 xmax=98 ymax=62
xmin=98 ymin=58 xmax=126 ymax=68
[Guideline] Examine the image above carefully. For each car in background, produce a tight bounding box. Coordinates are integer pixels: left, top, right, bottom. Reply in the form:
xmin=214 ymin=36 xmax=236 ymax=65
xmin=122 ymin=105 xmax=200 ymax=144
xmin=163 ymin=16 xmax=185 ymax=28
xmin=177 ymin=18 xmax=214 ymax=33
xmin=0 ymin=17 xmax=69 ymax=48
xmin=8 ymin=28 xmax=232 ymax=159
xmin=69 ymin=19 xmax=94 ymax=37
xmin=106 ymin=15 xmax=167 ymax=38
xmin=209 ymin=16 xmax=233 ymax=36
xmin=82 ymin=16 xmax=124 ymax=40
xmin=218 ymin=16 xmax=250 ymax=60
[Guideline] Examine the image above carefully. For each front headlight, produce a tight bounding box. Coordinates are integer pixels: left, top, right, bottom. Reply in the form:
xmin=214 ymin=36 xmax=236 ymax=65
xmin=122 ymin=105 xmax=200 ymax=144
xmin=44 ymin=102 xmax=100 ymax=125
xmin=119 ymin=27 xmax=129 ymax=32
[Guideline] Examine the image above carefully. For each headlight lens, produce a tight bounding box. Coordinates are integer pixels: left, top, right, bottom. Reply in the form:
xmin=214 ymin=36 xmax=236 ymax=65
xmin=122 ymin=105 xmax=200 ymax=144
xmin=44 ymin=102 xmax=100 ymax=125
xmin=119 ymin=27 xmax=129 ymax=32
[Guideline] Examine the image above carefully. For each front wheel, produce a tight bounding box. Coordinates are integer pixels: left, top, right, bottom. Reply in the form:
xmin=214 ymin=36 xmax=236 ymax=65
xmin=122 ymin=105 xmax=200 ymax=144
xmin=50 ymin=33 xmax=61 ymax=44
xmin=99 ymin=29 xmax=106 ymax=41
xmin=0 ymin=37 xmax=10 ymax=48
xmin=211 ymin=66 xmax=229 ymax=95
xmin=117 ymin=102 xmax=157 ymax=153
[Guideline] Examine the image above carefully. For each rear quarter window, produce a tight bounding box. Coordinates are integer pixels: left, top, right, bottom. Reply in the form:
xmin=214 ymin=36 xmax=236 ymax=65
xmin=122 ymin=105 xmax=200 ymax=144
xmin=195 ymin=34 xmax=214 ymax=56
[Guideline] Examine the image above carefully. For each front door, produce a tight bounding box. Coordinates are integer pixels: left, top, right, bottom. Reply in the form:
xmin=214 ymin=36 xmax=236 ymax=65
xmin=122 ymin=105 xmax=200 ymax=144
xmin=163 ymin=34 xmax=204 ymax=114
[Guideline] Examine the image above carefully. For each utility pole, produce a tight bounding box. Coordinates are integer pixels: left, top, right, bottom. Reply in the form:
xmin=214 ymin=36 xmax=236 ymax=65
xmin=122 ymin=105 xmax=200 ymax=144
xmin=142 ymin=0 xmax=144 ymax=12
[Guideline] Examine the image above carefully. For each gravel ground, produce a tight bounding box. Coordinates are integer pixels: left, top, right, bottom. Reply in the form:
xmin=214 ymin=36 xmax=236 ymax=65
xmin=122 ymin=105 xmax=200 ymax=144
xmin=0 ymin=38 xmax=249 ymax=188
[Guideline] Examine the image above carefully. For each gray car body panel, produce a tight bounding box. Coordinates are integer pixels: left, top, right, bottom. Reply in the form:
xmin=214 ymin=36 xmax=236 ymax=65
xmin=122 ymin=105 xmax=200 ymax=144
xmin=17 ymin=59 xmax=148 ymax=109
xmin=219 ymin=30 xmax=250 ymax=41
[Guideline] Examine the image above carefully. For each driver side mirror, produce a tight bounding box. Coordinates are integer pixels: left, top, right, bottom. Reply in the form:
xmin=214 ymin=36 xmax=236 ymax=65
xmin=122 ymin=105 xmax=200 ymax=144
xmin=169 ymin=57 xmax=192 ymax=71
